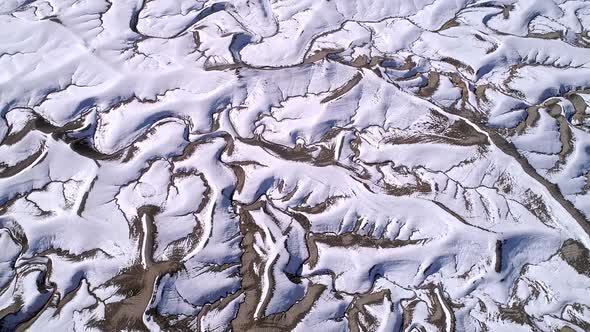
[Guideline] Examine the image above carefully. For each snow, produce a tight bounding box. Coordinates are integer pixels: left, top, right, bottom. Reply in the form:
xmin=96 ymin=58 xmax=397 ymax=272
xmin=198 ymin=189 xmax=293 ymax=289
xmin=1 ymin=0 xmax=590 ymax=331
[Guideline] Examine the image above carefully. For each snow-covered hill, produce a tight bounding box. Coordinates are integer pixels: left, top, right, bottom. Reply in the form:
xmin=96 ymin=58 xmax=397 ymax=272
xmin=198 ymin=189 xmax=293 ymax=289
xmin=1 ymin=0 xmax=590 ymax=331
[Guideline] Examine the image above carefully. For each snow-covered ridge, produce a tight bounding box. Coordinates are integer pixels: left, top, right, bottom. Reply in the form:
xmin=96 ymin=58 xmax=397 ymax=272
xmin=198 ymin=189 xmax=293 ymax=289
xmin=1 ymin=0 xmax=590 ymax=331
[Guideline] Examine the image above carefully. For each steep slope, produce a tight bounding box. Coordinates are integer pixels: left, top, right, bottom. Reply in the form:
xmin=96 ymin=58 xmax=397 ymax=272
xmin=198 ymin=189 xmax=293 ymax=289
xmin=1 ymin=1 xmax=590 ymax=331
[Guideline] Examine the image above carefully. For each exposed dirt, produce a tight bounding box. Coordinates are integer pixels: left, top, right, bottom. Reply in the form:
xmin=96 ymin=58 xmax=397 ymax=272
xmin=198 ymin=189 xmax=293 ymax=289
xmin=498 ymin=302 xmax=532 ymax=326
xmin=495 ymin=240 xmax=503 ymax=273
xmin=527 ymin=31 xmax=562 ymax=40
xmin=90 ymin=206 xmax=183 ymax=331
xmin=311 ymin=232 xmax=424 ymax=249
xmin=559 ymin=239 xmax=590 ymax=276
xmin=321 ymin=72 xmax=363 ymax=104
xmin=515 ymin=106 xmax=541 ymax=134
xmin=231 ymin=204 xmax=326 ymax=331
xmin=418 ymin=72 xmax=440 ymax=98
xmin=304 ymin=48 xmax=345 ymax=64
xmin=347 ymin=289 xmax=390 ymax=332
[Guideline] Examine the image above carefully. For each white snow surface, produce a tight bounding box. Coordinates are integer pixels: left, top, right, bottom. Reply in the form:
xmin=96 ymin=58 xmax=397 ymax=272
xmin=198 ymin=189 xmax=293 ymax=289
xmin=1 ymin=0 xmax=590 ymax=331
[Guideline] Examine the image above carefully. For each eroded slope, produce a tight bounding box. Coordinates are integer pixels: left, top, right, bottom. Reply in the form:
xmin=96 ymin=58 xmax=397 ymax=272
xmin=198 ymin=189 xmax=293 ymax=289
xmin=1 ymin=0 xmax=590 ymax=331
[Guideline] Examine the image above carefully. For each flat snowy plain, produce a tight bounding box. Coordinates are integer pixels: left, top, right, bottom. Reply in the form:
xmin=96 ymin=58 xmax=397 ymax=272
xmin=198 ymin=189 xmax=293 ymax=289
xmin=1 ymin=0 xmax=590 ymax=331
